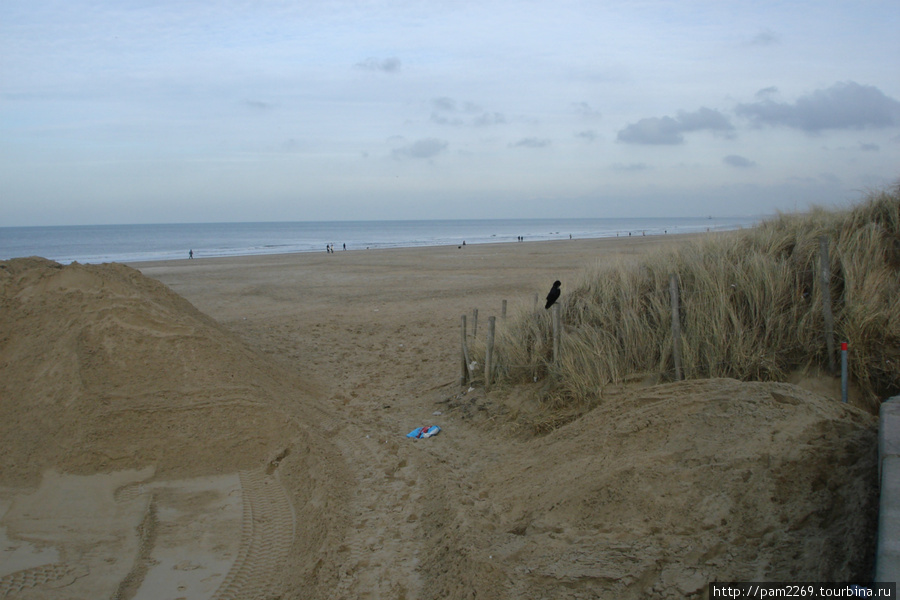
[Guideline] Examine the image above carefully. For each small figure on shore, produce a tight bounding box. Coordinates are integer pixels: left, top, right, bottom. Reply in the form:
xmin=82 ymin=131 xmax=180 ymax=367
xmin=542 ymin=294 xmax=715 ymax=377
xmin=189 ymin=249 xmax=193 ymax=259
xmin=343 ymin=243 xmax=346 ymax=251
xmin=545 ymin=280 xmax=561 ymax=309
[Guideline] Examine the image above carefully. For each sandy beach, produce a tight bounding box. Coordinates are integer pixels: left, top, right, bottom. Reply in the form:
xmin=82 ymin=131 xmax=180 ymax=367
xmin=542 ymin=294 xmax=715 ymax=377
xmin=0 ymin=234 xmax=879 ymax=599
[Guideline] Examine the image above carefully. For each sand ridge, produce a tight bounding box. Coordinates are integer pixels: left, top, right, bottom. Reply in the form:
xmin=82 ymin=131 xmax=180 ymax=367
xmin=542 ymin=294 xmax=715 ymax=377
xmin=0 ymin=236 xmax=881 ymax=598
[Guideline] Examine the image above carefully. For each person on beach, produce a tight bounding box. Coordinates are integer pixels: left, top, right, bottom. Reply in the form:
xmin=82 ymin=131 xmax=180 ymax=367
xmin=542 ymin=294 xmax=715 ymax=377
xmin=545 ymin=280 xmax=561 ymax=309
xmin=189 ymin=249 xmax=193 ymax=259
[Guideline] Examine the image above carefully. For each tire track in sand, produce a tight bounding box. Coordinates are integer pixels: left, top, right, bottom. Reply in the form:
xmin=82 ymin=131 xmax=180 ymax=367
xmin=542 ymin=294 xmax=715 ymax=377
xmin=210 ymin=469 xmax=295 ymax=600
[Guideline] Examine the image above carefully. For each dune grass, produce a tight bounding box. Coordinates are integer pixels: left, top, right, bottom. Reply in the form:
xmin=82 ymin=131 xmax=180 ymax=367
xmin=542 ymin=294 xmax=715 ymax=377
xmin=483 ymin=184 xmax=900 ymax=414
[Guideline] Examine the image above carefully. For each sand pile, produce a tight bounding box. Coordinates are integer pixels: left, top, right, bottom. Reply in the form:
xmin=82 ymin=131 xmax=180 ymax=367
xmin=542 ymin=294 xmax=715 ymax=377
xmin=0 ymin=258 xmax=345 ymax=600
xmin=0 ymin=257 xmax=313 ymax=484
xmin=425 ymin=379 xmax=879 ymax=598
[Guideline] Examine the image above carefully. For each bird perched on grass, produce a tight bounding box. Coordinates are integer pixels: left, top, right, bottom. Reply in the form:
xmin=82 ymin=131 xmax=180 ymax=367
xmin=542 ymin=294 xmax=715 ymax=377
xmin=545 ymin=280 xmax=561 ymax=309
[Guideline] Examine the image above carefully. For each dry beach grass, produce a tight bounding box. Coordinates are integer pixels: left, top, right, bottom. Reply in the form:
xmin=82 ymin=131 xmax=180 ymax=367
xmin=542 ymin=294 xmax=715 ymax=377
xmin=488 ymin=185 xmax=900 ymax=422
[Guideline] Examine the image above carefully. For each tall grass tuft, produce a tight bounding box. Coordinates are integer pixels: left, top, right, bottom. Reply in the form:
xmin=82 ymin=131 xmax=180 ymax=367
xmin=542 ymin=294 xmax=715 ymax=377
xmin=486 ymin=183 xmax=900 ymax=413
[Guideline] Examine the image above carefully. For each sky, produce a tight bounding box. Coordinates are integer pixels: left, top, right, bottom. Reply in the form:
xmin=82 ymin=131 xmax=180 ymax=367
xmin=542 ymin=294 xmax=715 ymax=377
xmin=2 ymin=0 xmax=899 ymax=226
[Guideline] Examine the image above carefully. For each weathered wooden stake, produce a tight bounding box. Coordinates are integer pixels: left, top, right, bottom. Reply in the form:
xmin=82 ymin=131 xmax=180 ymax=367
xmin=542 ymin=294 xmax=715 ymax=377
xmin=841 ymin=342 xmax=849 ymax=403
xmin=472 ymin=308 xmax=479 ymax=339
xmin=819 ymin=235 xmax=837 ymax=375
xmin=485 ymin=316 xmax=496 ymax=392
xmin=501 ymin=299 xmax=507 ymax=321
xmin=460 ymin=315 xmax=469 ymax=386
xmin=551 ymin=303 xmax=561 ymax=365
xmin=669 ymin=274 xmax=683 ymax=381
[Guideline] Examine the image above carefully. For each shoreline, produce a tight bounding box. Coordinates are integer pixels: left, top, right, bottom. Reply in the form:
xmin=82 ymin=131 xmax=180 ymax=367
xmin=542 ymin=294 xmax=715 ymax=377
xmin=127 ymin=230 xmax=712 ymax=270
xmin=2 ymin=215 xmax=755 ymax=265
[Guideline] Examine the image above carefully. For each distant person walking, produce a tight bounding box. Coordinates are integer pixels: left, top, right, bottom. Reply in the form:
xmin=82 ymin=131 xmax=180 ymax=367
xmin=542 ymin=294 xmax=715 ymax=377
xmin=189 ymin=249 xmax=193 ymax=259
xmin=545 ymin=280 xmax=561 ymax=309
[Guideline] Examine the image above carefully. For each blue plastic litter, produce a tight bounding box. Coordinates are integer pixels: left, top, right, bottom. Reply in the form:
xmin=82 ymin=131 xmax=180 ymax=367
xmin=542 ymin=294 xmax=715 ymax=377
xmin=406 ymin=425 xmax=441 ymax=439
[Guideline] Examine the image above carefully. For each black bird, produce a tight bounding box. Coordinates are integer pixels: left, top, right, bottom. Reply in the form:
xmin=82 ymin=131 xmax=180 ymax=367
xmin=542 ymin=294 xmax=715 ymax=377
xmin=545 ymin=280 xmax=561 ymax=309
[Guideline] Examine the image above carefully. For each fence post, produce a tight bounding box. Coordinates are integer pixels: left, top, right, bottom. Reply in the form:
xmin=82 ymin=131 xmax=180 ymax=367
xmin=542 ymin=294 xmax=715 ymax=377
xmin=502 ymin=299 xmax=507 ymax=321
xmin=460 ymin=315 xmax=469 ymax=386
xmin=669 ymin=274 xmax=683 ymax=381
xmin=819 ymin=236 xmax=837 ymax=375
xmin=551 ymin=303 xmax=561 ymax=365
xmin=841 ymin=342 xmax=849 ymax=403
xmin=485 ymin=316 xmax=496 ymax=392
xmin=472 ymin=308 xmax=479 ymax=339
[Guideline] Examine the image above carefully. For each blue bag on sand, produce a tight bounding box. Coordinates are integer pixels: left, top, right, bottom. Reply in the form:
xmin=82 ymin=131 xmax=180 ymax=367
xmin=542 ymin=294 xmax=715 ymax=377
xmin=406 ymin=425 xmax=441 ymax=439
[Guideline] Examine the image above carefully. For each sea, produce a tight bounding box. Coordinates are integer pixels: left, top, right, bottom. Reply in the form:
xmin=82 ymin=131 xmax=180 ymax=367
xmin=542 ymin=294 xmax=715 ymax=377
xmin=0 ymin=217 xmax=763 ymax=265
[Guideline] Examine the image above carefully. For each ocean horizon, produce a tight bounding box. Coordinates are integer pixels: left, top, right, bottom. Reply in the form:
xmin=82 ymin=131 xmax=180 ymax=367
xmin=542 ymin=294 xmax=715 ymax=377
xmin=0 ymin=216 xmax=763 ymax=265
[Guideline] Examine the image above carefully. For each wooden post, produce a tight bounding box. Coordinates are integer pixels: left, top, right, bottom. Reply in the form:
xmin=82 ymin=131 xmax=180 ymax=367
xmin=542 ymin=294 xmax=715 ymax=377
xmin=819 ymin=236 xmax=837 ymax=375
xmin=501 ymin=299 xmax=507 ymax=321
xmin=472 ymin=308 xmax=479 ymax=339
xmin=669 ymin=274 xmax=683 ymax=381
xmin=485 ymin=316 xmax=496 ymax=392
xmin=534 ymin=292 xmax=539 ymax=309
xmin=460 ymin=315 xmax=468 ymax=386
xmin=551 ymin=303 xmax=561 ymax=365
xmin=841 ymin=342 xmax=849 ymax=403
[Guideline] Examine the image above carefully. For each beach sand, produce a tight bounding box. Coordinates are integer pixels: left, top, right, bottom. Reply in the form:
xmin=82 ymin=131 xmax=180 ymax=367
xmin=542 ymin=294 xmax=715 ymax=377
xmin=0 ymin=235 xmax=879 ymax=599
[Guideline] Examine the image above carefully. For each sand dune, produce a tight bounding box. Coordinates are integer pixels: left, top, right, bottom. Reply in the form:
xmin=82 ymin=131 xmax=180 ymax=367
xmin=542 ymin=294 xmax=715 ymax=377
xmin=0 ymin=237 xmax=879 ymax=598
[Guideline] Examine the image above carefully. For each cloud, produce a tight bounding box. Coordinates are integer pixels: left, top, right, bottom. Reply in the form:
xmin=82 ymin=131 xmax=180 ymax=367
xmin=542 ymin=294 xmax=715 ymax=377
xmin=747 ymin=29 xmax=780 ymax=46
xmin=355 ymin=57 xmax=401 ymax=73
xmin=859 ymin=143 xmax=880 ymax=152
xmin=723 ymin=154 xmax=756 ymax=168
xmin=755 ymin=86 xmax=779 ymax=99
xmin=430 ymin=97 xmax=505 ymax=127
xmin=244 ymin=100 xmax=275 ymax=111
xmin=735 ymin=81 xmax=900 ymax=131
xmin=510 ymin=137 xmax=551 ymax=148
xmin=430 ymin=112 xmax=464 ymax=126
xmin=611 ymin=163 xmax=650 ymax=172
xmin=473 ymin=112 xmax=506 ymax=127
xmin=392 ymin=138 xmax=447 ymax=159
xmin=573 ymin=102 xmax=601 ymax=119
xmin=432 ymin=97 xmax=482 ymax=114
xmin=617 ymin=116 xmax=683 ymax=144
xmin=576 ymin=130 xmax=598 ymax=142
xmin=617 ymin=107 xmax=733 ymax=145
xmin=676 ymin=107 xmax=734 ymax=132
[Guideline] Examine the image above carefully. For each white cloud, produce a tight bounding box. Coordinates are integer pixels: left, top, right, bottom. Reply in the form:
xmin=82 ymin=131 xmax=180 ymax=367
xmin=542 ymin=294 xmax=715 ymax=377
xmin=611 ymin=163 xmax=650 ymax=172
xmin=354 ymin=57 xmax=402 ymax=73
xmin=723 ymin=155 xmax=756 ymax=168
xmin=746 ymin=29 xmax=780 ymax=46
xmin=392 ymin=138 xmax=448 ymax=159
xmin=617 ymin=108 xmax=733 ymax=145
xmin=735 ymin=82 xmax=900 ymax=131
xmin=510 ymin=138 xmax=551 ymax=149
